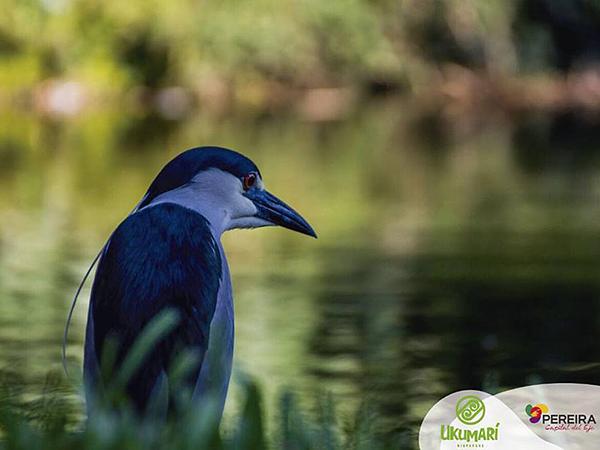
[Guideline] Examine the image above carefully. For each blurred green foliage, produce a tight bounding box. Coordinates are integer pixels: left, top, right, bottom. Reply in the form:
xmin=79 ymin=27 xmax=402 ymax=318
xmin=0 ymin=0 xmax=401 ymax=93
xmin=0 ymin=380 xmax=405 ymax=450
xmin=0 ymin=310 xmax=404 ymax=450
xmin=2 ymin=0 xmax=600 ymax=97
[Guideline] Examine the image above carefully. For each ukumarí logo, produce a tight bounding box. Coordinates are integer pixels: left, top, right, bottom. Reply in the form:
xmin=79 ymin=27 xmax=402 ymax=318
xmin=440 ymin=396 xmax=500 ymax=443
xmin=525 ymin=402 xmax=596 ymax=432
xmin=456 ymin=395 xmax=486 ymax=425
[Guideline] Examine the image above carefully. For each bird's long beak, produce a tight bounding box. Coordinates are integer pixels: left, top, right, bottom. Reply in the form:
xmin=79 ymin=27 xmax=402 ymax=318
xmin=245 ymin=189 xmax=317 ymax=238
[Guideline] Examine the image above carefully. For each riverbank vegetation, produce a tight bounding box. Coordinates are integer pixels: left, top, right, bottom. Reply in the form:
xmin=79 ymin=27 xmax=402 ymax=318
xmin=3 ymin=0 xmax=600 ymax=118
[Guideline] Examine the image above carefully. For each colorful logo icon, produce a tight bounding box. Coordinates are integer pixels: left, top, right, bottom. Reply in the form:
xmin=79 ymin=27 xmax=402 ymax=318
xmin=525 ymin=403 xmax=549 ymax=423
xmin=456 ymin=395 xmax=486 ymax=425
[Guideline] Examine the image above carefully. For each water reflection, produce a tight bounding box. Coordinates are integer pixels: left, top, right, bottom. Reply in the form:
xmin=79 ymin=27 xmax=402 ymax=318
xmin=1 ymin=104 xmax=600 ymax=447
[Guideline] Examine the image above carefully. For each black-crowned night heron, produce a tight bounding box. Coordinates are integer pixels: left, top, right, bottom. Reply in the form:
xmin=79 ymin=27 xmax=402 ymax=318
xmin=71 ymin=147 xmax=315 ymax=418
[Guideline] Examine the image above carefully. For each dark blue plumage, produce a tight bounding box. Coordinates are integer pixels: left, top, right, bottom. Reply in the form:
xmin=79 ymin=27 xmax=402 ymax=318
xmin=138 ymin=147 xmax=260 ymax=209
xmin=87 ymin=203 xmax=222 ymax=412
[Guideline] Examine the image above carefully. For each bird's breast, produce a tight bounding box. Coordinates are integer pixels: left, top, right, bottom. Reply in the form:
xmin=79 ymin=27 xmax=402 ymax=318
xmin=193 ymin=243 xmax=234 ymax=417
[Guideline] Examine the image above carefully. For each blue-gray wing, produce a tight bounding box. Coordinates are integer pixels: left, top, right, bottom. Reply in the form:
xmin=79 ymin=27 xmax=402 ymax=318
xmin=84 ymin=203 xmax=221 ymax=413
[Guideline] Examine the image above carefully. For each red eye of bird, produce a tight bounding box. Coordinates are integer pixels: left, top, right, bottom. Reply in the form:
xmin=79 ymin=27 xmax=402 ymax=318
xmin=243 ymin=172 xmax=257 ymax=190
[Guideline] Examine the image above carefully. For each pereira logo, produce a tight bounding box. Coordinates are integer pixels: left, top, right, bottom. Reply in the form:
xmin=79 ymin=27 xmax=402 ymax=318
xmin=525 ymin=402 xmax=596 ymax=431
xmin=525 ymin=403 xmax=549 ymax=424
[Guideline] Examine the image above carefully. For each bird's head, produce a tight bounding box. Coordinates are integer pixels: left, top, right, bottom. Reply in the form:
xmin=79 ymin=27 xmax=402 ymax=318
xmin=138 ymin=147 xmax=316 ymax=238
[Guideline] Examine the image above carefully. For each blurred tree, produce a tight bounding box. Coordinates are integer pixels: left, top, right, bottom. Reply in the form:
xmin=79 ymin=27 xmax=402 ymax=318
xmin=514 ymin=0 xmax=600 ymax=72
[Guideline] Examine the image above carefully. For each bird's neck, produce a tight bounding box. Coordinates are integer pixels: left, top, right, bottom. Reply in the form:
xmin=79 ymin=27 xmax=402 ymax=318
xmin=141 ymin=185 xmax=230 ymax=237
